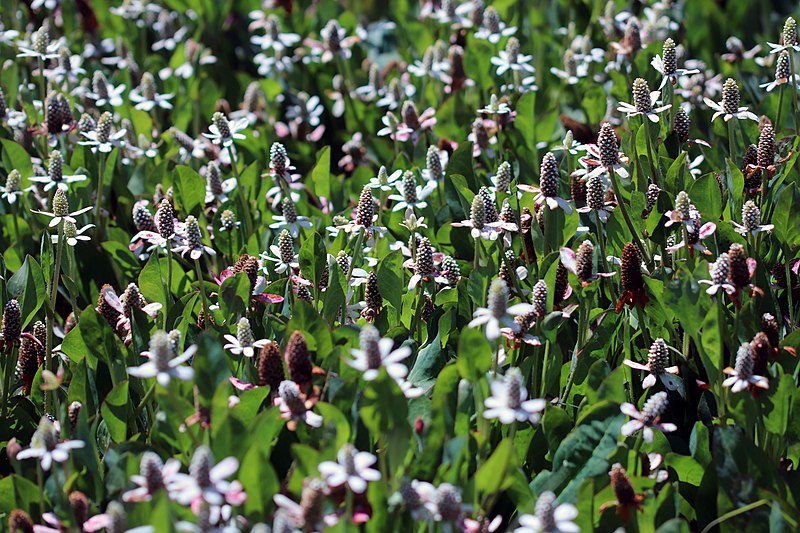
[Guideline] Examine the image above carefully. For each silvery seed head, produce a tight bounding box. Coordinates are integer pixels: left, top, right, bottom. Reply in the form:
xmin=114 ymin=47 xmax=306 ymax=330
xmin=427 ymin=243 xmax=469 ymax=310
xmin=741 ymin=201 xmax=761 ymax=231
xmin=470 ymin=194 xmax=486 ymax=230
xmin=534 ymin=492 xmax=558 ymax=532
xmin=184 ymin=215 xmax=202 ymax=250
xmin=402 ymin=171 xmax=418 ymax=204
xmin=220 ymin=209 xmax=237 ymax=231
xmin=532 ymin=280 xmax=548 ymax=316
xmin=733 ymin=342 xmax=755 ymax=378
xmin=270 ymin=142 xmax=288 ymax=176
xmin=279 ymin=230 xmax=294 ymax=264
xmin=237 ymin=317 xmax=253 ymax=347
xmin=721 ymin=78 xmax=740 ymax=115
xmin=662 ymin=38 xmax=676 ymax=75
xmin=539 ymin=152 xmax=559 ymax=198
xmin=426 ymin=146 xmax=444 ymax=182
xmin=487 ymin=278 xmax=509 ymax=318
xmin=757 ymin=122 xmax=775 ymax=169
xmin=597 ymin=123 xmax=619 ymax=167
xmin=675 ymin=191 xmax=692 ymax=221
xmin=586 ymin=174 xmax=605 ymax=211
xmin=674 ymin=107 xmax=690 ymax=143
xmin=632 ymin=78 xmax=652 ymax=114
xmin=641 ymin=391 xmax=668 ymax=425
xmin=647 ymin=338 xmax=669 ymax=374
xmin=53 ymin=188 xmax=69 ymax=217
xmin=212 ymin=112 xmax=231 ymax=139
xmin=356 ymin=186 xmax=374 ymax=227
xmin=776 ymin=51 xmax=791 ymax=80
xmin=783 ymin=17 xmax=797 ymax=47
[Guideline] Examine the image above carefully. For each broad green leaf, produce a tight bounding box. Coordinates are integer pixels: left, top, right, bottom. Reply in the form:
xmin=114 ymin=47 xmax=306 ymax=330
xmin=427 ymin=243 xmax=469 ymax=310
xmin=100 ymin=380 xmax=129 ymax=443
xmin=173 ymin=165 xmax=206 ymax=216
xmin=455 ymin=327 xmax=491 ymax=382
xmin=310 ymin=146 xmax=331 ymax=201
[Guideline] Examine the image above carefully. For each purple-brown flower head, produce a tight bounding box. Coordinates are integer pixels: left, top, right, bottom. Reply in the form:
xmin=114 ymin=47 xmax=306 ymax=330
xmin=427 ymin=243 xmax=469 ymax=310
xmin=285 ymin=331 xmax=312 ymax=387
xmin=617 ymin=243 xmax=647 ymax=312
xmin=258 ymin=341 xmax=284 ymax=389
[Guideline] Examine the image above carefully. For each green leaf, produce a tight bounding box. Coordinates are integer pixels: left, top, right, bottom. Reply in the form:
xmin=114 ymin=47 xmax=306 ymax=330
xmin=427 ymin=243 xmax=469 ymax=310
xmin=6 ymin=255 xmax=46 ymax=328
xmin=1 ymin=139 xmax=33 ymax=179
xmin=322 ymin=257 xmax=345 ymax=324
xmin=298 ymin=232 xmax=327 ymax=288
xmin=773 ymin=183 xmax=800 ymax=248
xmin=286 ymin=299 xmax=333 ymax=357
xmin=531 ymin=411 xmax=624 ymax=502
xmin=359 ymin=371 xmax=408 ymax=434
xmin=476 ymin=439 xmax=515 ymax=496
xmin=100 ymin=380 xmax=129 ymax=443
xmin=0 ymin=474 xmax=42 ymax=517
xmin=376 ymin=250 xmax=403 ymax=317
xmin=218 ymin=272 xmax=251 ymax=320
xmin=173 ymin=165 xmax=206 ymax=216
xmin=696 ymin=306 xmax=722 ymax=384
xmin=455 ymin=327 xmax=491 ymax=382
xmin=310 ymin=146 xmax=331 ymax=201
xmin=688 ymin=174 xmax=723 ymax=221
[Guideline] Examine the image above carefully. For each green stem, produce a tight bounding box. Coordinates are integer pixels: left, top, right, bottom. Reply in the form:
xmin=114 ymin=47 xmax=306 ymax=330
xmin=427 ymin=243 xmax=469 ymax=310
xmin=644 ymin=118 xmax=661 ymax=187
xmin=789 ymin=52 xmax=799 ymax=136
xmin=44 ymin=221 xmax=65 ymax=414
xmin=193 ymin=258 xmax=209 ymax=328
xmin=228 ymin=145 xmax=254 ymax=238
xmin=786 ymin=257 xmax=796 ymax=330
xmin=608 ymin=168 xmax=652 ymax=270
xmin=94 ymin=152 xmax=106 ymax=237
xmin=134 ymin=380 xmax=156 ymax=419
xmin=561 ymin=295 xmax=588 ymax=407
xmin=1 ymin=344 xmax=18 ymax=419
xmin=776 ymin=84 xmax=785 ymax=131
xmin=12 ymin=204 xmax=22 ymax=258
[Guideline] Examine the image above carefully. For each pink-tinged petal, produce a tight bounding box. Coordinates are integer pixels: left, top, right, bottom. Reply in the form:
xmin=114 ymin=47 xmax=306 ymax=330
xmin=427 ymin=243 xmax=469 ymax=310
xmin=641 ymin=373 xmax=657 ymax=388
xmin=643 ymin=427 xmax=655 ymax=443
xmin=560 ymin=247 xmax=578 ymax=274
xmin=657 ymin=423 xmax=678 ymax=433
xmin=254 ymin=293 xmax=285 ymax=304
xmin=699 ymin=222 xmax=717 ymax=238
xmin=211 ymin=457 xmax=239 ymax=481
xmin=229 ymin=377 xmax=256 ymax=391
xmin=83 ymin=514 xmax=111 ymax=532
xmin=620 ymin=420 xmax=643 ymax=436
xmin=747 ymin=258 xmax=757 ymax=278
xmin=623 ymin=360 xmax=650 ymax=371
xmin=620 ymin=403 xmax=641 ymax=417
xmin=348 ymin=475 xmax=368 ymax=494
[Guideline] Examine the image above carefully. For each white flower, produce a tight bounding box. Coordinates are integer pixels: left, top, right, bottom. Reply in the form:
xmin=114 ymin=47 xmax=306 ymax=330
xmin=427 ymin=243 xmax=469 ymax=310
xmin=651 ymin=54 xmax=700 ymax=89
xmin=318 ymin=444 xmax=381 ymax=494
xmin=129 ymin=87 xmax=174 ymax=111
xmin=515 ymin=491 xmax=579 ymax=533
xmin=703 ymin=96 xmax=758 ymax=122
xmin=16 ymin=417 xmax=84 ymax=471
xmin=203 ymin=114 xmax=248 ymax=147
xmin=223 ymin=318 xmax=269 ymax=358
xmin=50 ymin=220 xmax=94 ymax=247
xmin=128 ymin=331 xmax=197 ymax=386
xmin=86 ymin=81 xmax=126 ymax=107
xmin=620 ymin=392 xmax=677 ymax=443
xmin=490 ymin=50 xmax=535 ymax=76
xmin=484 ymin=368 xmax=546 ymax=424
xmin=80 ymin=129 xmax=128 ymax=153
xmin=723 ymin=343 xmax=769 ymax=393
xmin=347 ymin=325 xmax=412 ymax=381
xmin=29 ymin=171 xmax=88 ymax=192
xmin=617 ymin=91 xmax=671 ymax=123
xmin=469 ymin=279 xmax=535 ymax=341
xmin=274 ymin=380 xmax=323 ymax=428
xmin=367 ymin=166 xmax=403 ymax=191
xmin=168 ymin=447 xmax=247 ymax=508
xmin=123 ymin=453 xmax=182 ymax=502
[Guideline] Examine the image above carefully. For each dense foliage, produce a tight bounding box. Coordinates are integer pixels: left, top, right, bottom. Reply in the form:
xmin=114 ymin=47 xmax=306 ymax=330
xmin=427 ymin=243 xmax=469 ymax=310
xmin=0 ymin=0 xmax=799 ymax=531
